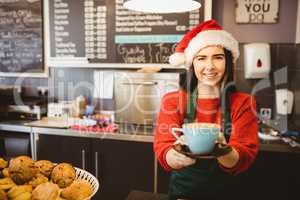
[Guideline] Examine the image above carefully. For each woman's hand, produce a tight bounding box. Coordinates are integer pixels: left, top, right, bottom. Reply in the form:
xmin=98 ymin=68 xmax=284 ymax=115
xmin=216 ymin=132 xmax=240 ymax=168
xmin=166 ymin=148 xmax=196 ymax=170
xmin=217 ymin=132 xmax=227 ymax=144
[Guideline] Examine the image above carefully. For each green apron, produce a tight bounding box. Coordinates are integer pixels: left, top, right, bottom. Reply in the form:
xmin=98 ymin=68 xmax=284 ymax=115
xmin=168 ymin=90 xmax=236 ymax=200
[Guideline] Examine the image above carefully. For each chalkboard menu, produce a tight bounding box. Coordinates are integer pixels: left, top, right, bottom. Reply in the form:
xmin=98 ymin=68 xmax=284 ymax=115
xmin=0 ymin=0 xmax=43 ymax=73
xmin=48 ymin=0 xmax=205 ymax=64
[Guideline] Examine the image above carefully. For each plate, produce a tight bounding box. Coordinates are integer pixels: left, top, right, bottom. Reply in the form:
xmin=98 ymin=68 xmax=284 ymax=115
xmin=258 ymin=132 xmax=280 ymax=141
xmin=173 ymin=144 xmax=215 ymax=159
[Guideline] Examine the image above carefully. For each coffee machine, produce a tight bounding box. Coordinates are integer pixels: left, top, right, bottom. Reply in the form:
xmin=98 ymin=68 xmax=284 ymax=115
xmin=0 ymin=86 xmax=47 ymax=121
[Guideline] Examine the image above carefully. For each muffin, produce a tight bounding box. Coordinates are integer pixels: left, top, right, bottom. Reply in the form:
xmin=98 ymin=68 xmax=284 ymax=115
xmin=0 ymin=189 xmax=7 ymax=200
xmin=61 ymin=180 xmax=92 ymax=200
xmin=9 ymin=156 xmax=38 ymax=185
xmin=11 ymin=191 xmax=31 ymax=200
xmin=28 ymin=173 xmax=48 ymax=188
xmin=7 ymin=185 xmax=32 ymax=199
xmin=32 ymin=182 xmax=60 ymax=200
xmin=0 ymin=177 xmax=15 ymax=191
xmin=51 ymin=163 xmax=76 ymax=188
xmin=35 ymin=160 xmax=55 ymax=178
xmin=0 ymin=158 xmax=8 ymax=169
xmin=1 ymin=169 xmax=9 ymax=178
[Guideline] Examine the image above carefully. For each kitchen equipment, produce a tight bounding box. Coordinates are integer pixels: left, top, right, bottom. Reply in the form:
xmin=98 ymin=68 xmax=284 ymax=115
xmin=244 ymin=43 xmax=271 ymax=79
xmin=0 ymin=86 xmax=47 ymax=120
xmin=114 ymin=72 xmax=180 ymax=125
xmin=275 ymin=89 xmax=294 ymax=115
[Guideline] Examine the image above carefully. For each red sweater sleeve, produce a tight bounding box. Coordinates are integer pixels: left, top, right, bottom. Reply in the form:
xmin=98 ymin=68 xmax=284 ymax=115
xmin=153 ymin=91 xmax=186 ymax=171
xmin=219 ymin=94 xmax=259 ymax=175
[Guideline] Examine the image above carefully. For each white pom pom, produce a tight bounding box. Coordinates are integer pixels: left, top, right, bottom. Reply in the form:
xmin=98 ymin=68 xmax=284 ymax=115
xmin=169 ymin=52 xmax=185 ymax=67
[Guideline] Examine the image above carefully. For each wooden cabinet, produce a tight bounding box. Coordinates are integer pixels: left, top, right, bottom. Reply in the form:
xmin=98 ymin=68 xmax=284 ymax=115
xmin=157 ymin=163 xmax=170 ymax=194
xmin=36 ymin=135 xmax=155 ymax=200
xmin=0 ymin=131 xmax=31 ymax=159
xmin=243 ymin=151 xmax=300 ymax=200
xmin=91 ymin=139 xmax=154 ymax=200
xmin=37 ymin=135 xmax=91 ymax=170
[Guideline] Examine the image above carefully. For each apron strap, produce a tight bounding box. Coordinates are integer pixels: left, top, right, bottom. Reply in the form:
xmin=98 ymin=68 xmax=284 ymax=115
xmin=184 ymin=89 xmax=198 ymax=124
xmin=221 ymin=83 xmax=236 ymax=139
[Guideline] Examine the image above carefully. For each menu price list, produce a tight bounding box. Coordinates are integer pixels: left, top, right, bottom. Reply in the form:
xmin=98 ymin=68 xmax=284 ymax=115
xmin=49 ymin=0 xmax=204 ymax=63
xmin=50 ymin=0 xmax=83 ymax=57
xmin=84 ymin=0 xmax=107 ymax=60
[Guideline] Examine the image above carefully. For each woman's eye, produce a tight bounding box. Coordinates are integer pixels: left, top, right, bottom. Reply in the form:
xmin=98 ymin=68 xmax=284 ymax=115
xmin=215 ymin=56 xmax=224 ymax=60
xmin=197 ymin=57 xmax=205 ymax=61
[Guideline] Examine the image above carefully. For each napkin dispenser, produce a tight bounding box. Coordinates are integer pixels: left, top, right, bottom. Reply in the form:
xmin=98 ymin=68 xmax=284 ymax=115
xmin=244 ymin=43 xmax=271 ymax=79
xmin=275 ymin=89 xmax=294 ymax=115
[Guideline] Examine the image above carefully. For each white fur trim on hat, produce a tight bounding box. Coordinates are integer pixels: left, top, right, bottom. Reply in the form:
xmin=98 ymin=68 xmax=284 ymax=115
xmin=185 ymin=30 xmax=239 ymax=66
xmin=168 ymin=52 xmax=185 ymax=67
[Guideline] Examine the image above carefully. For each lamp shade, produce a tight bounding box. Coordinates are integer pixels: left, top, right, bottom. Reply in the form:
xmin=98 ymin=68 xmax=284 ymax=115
xmin=123 ymin=0 xmax=201 ymax=13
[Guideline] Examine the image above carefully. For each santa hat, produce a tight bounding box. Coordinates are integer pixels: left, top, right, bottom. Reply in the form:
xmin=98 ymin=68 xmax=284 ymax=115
xmin=169 ymin=19 xmax=239 ymax=67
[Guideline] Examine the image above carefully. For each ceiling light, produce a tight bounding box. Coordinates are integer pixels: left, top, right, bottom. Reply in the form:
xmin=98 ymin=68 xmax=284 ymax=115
xmin=123 ymin=0 xmax=201 ymax=13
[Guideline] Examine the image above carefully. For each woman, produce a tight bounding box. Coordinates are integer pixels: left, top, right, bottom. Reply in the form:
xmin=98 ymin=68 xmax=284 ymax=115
xmin=154 ymin=20 xmax=258 ymax=200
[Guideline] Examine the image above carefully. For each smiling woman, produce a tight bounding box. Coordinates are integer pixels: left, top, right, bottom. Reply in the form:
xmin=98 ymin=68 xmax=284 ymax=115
xmin=154 ymin=19 xmax=258 ymax=200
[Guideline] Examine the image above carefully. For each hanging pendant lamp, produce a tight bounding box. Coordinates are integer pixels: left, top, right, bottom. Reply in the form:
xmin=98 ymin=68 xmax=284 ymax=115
xmin=123 ymin=0 xmax=201 ymax=13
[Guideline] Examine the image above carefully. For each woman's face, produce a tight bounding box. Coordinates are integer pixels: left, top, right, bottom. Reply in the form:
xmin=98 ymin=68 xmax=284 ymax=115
xmin=192 ymin=46 xmax=226 ymax=86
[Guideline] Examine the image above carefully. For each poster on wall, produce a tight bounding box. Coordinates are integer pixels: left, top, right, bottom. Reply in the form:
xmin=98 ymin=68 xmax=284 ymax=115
xmin=235 ymin=0 xmax=279 ymax=24
xmin=0 ymin=0 xmax=46 ymax=77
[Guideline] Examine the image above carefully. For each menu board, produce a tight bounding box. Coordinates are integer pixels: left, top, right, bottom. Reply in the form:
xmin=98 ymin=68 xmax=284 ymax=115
xmin=0 ymin=0 xmax=43 ymax=73
xmin=48 ymin=0 xmax=204 ymax=64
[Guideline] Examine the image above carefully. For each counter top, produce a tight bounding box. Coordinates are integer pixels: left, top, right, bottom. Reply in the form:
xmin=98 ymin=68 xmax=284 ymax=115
xmin=0 ymin=120 xmax=299 ymax=154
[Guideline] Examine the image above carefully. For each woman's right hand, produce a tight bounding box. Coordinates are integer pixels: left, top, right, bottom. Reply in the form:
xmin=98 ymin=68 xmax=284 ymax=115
xmin=166 ymin=148 xmax=196 ymax=170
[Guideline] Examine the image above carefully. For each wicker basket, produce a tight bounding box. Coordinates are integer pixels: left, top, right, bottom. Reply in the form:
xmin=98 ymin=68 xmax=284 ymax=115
xmin=74 ymin=167 xmax=99 ymax=200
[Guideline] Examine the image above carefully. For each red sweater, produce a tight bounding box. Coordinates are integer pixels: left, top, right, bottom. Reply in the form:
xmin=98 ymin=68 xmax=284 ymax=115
xmin=153 ymin=90 xmax=259 ymax=175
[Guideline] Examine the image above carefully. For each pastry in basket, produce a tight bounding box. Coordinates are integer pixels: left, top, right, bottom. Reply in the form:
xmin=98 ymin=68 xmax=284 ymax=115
xmin=35 ymin=160 xmax=55 ymax=178
xmin=9 ymin=156 xmax=38 ymax=185
xmin=28 ymin=173 xmax=48 ymax=188
xmin=32 ymin=182 xmax=60 ymax=200
xmin=1 ymin=169 xmax=9 ymax=178
xmin=0 ymin=171 xmax=3 ymax=179
xmin=0 ymin=177 xmax=16 ymax=191
xmin=0 ymin=189 xmax=7 ymax=200
xmin=10 ymin=191 xmax=31 ymax=200
xmin=61 ymin=180 xmax=92 ymax=200
xmin=0 ymin=158 xmax=8 ymax=169
xmin=51 ymin=163 xmax=76 ymax=188
xmin=7 ymin=185 xmax=32 ymax=199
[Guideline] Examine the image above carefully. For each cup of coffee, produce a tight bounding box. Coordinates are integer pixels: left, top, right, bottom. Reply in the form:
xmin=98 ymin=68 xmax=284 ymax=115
xmin=171 ymin=122 xmax=220 ymax=154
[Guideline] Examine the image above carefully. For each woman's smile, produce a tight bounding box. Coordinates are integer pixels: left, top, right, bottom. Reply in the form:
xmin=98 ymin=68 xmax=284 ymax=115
xmin=203 ymin=72 xmax=218 ymax=79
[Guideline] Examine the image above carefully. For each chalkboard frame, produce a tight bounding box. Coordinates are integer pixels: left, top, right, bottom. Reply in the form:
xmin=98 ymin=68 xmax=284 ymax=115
xmin=45 ymin=0 xmax=212 ymax=69
xmin=0 ymin=0 xmax=48 ymax=77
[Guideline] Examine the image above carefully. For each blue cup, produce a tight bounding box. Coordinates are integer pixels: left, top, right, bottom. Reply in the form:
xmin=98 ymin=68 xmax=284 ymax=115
xmin=171 ymin=123 xmax=220 ymax=154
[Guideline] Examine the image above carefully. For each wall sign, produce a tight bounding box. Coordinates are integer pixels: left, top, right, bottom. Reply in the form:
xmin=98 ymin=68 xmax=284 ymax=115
xmin=235 ymin=0 xmax=279 ymax=24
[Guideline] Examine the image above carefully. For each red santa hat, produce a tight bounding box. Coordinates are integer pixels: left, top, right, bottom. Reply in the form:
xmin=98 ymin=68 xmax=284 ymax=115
xmin=169 ymin=19 xmax=239 ymax=67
